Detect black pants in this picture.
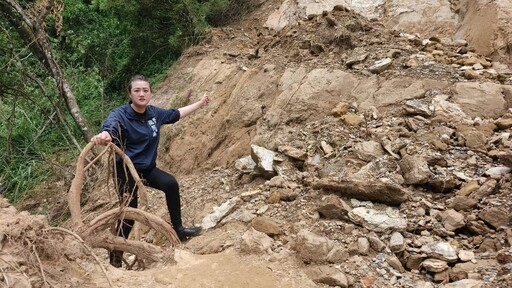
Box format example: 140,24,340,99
114,163,182,239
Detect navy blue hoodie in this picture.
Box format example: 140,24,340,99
101,103,180,170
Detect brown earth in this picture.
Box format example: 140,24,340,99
2,0,512,287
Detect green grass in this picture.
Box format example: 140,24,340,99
0,158,50,203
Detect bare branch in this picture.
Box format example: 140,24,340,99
24,72,81,151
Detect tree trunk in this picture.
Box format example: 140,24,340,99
0,0,94,143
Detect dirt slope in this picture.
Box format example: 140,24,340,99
3,0,512,287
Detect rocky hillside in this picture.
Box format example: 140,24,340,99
156,0,512,176
3,0,512,287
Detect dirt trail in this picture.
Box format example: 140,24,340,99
88,249,306,288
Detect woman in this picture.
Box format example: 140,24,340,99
91,75,209,267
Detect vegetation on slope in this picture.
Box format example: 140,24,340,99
0,0,259,203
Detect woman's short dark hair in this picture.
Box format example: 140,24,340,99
128,75,151,92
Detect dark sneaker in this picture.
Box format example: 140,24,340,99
175,226,202,241
109,250,123,268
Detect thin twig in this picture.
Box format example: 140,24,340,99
31,243,50,288
0,266,9,287
23,111,57,156
45,227,113,288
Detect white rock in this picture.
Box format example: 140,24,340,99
369,58,393,74
251,145,277,178
458,250,475,262
349,207,407,232
389,232,405,253
234,156,257,173
202,197,240,229
420,242,458,263
484,166,511,177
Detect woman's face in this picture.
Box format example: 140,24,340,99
129,80,152,109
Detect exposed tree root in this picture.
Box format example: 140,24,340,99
85,233,174,264
67,142,180,268
84,207,180,245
